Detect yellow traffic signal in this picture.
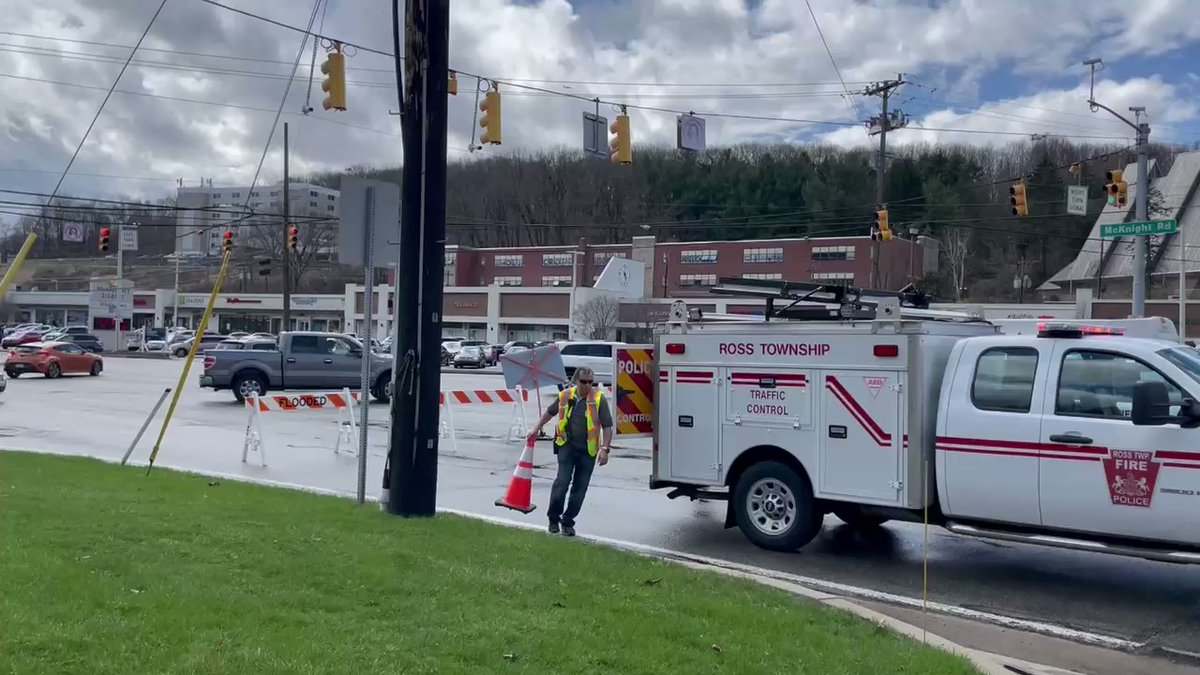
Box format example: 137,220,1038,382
288,226,299,252
1106,169,1128,208
479,87,501,145
609,113,632,165
448,71,458,96
1009,181,1029,217
874,208,892,241
320,45,346,112
222,230,233,254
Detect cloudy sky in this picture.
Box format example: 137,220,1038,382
2,0,1199,212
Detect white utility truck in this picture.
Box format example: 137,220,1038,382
650,278,1200,564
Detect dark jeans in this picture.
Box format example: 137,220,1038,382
547,445,596,528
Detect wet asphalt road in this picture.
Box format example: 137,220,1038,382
1,357,1197,661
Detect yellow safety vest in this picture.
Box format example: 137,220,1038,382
554,387,604,457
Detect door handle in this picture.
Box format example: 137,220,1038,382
323,358,333,364
286,358,296,363
1049,433,1093,445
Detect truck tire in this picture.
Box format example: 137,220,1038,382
831,505,889,529
733,461,822,552
373,372,392,403
232,372,267,403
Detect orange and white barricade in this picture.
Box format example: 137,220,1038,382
437,387,531,450
243,388,362,466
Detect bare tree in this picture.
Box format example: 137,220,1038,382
573,295,620,340
943,227,973,302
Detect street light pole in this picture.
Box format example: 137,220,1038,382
1084,58,1151,317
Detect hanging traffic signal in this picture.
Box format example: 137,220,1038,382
609,112,632,165
99,227,111,252
288,226,299,251
320,44,346,111
448,71,458,96
222,230,233,254
1105,169,1128,208
874,208,892,241
479,86,501,145
257,259,271,277
1010,181,1029,217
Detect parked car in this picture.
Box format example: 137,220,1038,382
173,333,227,357
1,328,50,349
486,344,504,364
557,340,625,386
453,345,487,369
58,333,104,354
5,341,103,378
199,331,393,403
0,369,6,394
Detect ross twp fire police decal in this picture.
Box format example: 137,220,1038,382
1102,449,1161,508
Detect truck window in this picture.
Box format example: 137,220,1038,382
971,347,1038,412
1056,350,1184,420
291,335,321,353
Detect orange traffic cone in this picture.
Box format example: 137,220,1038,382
495,438,537,513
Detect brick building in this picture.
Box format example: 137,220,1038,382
444,234,936,296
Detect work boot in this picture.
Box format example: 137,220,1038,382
548,521,560,535
562,524,576,537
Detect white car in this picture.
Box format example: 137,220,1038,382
557,340,626,387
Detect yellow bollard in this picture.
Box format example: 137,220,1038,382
0,233,39,299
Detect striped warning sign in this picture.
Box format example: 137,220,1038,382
613,346,654,437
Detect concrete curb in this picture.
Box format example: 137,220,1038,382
4,448,1083,675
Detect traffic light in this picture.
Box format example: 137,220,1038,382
874,208,892,241
609,113,632,165
99,227,111,252
288,226,299,252
320,44,346,111
222,230,233,255
257,259,271,277
1105,169,1128,208
479,86,501,145
1009,181,1029,217
448,71,458,96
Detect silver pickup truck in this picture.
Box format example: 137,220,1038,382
199,332,394,403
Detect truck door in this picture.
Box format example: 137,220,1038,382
819,371,903,503
665,368,721,483
1038,345,1200,544
937,344,1045,525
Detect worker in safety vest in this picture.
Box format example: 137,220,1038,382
527,366,613,536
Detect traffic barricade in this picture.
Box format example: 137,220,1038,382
243,388,361,466
437,386,531,451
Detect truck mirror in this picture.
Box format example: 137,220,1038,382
1131,381,1170,426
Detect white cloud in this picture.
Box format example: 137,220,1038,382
0,0,1196,210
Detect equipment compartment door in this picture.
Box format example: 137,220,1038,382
819,371,904,504
667,369,721,483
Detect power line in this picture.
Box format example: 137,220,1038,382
804,0,865,134
44,0,168,208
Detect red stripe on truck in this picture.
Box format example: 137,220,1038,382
825,376,892,447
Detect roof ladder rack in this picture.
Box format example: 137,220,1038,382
707,277,979,323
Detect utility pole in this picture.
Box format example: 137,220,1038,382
281,122,292,333
387,0,450,517
864,76,907,288
1084,57,1151,316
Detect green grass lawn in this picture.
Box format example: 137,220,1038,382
0,452,977,674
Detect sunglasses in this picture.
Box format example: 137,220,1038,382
577,379,594,384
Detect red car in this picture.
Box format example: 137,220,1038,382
5,341,104,378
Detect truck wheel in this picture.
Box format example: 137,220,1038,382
232,373,266,403
831,505,889,529
373,373,392,403
733,461,821,552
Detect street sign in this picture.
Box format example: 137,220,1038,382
62,223,84,243
119,224,138,251
1066,185,1088,216
1100,219,1178,239
611,346,654,437
582,112,607,159
338,177,401,268
88,278,135,318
